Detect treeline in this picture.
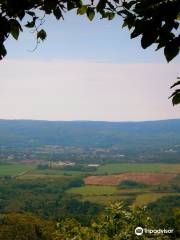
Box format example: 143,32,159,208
0,203,179,240
0,178,101,225
147,195,180,228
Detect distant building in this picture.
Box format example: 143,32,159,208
52,161,75,167
87,164,100,167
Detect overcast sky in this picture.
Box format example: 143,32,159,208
1,11,180,121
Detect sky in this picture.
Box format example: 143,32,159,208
1,11,180,121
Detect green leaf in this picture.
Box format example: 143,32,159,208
37,29,47,41
18,11,25,20
164,39,180,62
77,5,88,15
177,14,180,20
53,7,62,20
27,11,35,17
122,21,128,28
141,32,158,49
10,19,22,40
86,7,95,21
172,92,180,106
67,1,76,11
170,79,180,89
107,12,115,20
25,19,36,28
0,44,7,60
96,0,106,13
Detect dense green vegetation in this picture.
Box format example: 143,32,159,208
0,203,179,240
1,119,180,148
0,162,179,238
0,0,179,66
0,178,102,225
118,180,148,189
0,119,180,238
1,119,180,163
148,195,180,230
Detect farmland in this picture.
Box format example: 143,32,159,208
96,163,180,174
84,173,177,185
67,185,117,196
0,162,180,208
133,193,180,206
0,163,36,177
64,163,180,207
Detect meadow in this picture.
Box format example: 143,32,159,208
0,163,36,177
67,185,117,196
96,163,180,175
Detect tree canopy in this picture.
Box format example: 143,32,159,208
0,0,179,103
1,203,178,239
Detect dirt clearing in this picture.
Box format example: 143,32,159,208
84,173,176,186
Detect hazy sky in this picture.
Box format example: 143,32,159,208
1,11,180,121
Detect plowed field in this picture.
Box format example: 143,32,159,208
84,173,176,186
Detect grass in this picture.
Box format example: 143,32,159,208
96,163,161,174
159,164,180,173
133,192,180,207
32,168,83,175
24,163,180,177
96,163,180,175
17,173,75,180
0,163,36,177
80,195,129,205
67,185,117,196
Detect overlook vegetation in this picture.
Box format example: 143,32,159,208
0,120,180,238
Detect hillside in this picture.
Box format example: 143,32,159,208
0,119,180,149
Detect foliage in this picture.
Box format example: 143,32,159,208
52,202,172,239
118,180,148,189
0,1,179,106
0,178,102,224
147,195,180,225
0,202,178,239
0,0,179,62
169,77,180,106
0,213,55,240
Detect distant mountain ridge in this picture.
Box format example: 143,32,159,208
0,119,180,149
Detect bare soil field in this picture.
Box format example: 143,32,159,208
84,173,177,186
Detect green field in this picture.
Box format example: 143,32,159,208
27,163,180,179
67,185,117,196
0,164,36,177
96,163,180,175
32,168,83,175
0,162,179,209
96,163,160,174
133,193,180,207
80,195,129,205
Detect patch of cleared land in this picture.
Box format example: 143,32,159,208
84,173,176,186
67,185,117,196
